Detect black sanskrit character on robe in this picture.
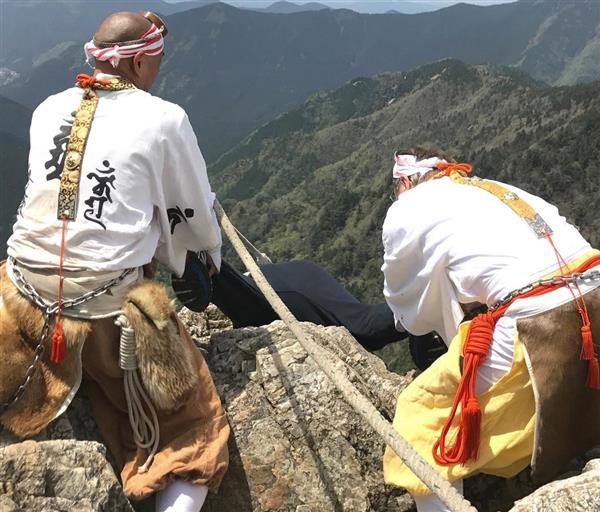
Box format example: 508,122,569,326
45,112,75,181
167,206,195,234
83,160,116,230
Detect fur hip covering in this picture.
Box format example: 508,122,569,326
0,261,198,436
517,287,600,484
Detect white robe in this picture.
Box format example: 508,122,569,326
8,75,221,277
382,177,597,383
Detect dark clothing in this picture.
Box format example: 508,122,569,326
212,260,405,350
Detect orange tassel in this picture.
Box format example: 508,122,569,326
50,320,65,363
581,324,594,360
461,398,482,462
586,358,600,390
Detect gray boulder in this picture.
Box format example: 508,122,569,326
0,440,133,512
508,458,600,512
197,319,415,512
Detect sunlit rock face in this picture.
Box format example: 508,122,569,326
0,308,598,511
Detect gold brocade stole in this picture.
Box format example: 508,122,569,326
441,171,553,239
57,77,137,220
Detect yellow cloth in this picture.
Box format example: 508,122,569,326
383,249,600,496
383,322,535,495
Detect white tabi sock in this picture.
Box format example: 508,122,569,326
412,479,463,512
155,480,209,512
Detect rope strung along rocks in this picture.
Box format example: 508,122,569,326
214,200,477,512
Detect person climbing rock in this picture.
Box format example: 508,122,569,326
381,147,600,511
1,11,228,512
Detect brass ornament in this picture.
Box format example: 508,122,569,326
56,77,137,219
447,172,553,238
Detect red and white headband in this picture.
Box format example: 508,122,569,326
84,23,164,68
392,154,446,178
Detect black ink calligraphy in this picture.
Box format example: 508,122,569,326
83,160,116,230
167,206,194,234
45,112,75,181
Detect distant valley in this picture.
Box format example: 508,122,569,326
1,0,600,162
211,60,600,301
1,0,600,267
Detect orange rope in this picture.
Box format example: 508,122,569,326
545,233,599,387
435,162,473,176
433,253,600,466
50,214,68,363
75,73,111,89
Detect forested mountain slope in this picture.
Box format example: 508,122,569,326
1,0,599,161
211,60,600,301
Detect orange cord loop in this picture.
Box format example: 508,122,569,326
76,73,111,89
434,250,600,466
435,162,473,176
50,214,68,363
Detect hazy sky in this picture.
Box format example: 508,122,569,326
218,0,516,14
164,0,517,14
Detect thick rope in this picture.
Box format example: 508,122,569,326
116,314,160,474
214,200,477,512
232,225,272,264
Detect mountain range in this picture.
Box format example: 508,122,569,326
210,59,600,301
2,0,600,264
0,0,217,73
1,0,600,163
236,0,510,14
252,1,330,13
0,97,32,257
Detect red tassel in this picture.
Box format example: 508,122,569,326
461,398,482,462
51,214,69,364
580,324,594,360
586,358,600,390
50,320,65,363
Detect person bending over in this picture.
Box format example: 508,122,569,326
381,147,600,511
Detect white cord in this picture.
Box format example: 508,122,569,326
116,314,161,474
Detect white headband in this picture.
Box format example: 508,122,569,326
392,154,446,178
84,23,164,68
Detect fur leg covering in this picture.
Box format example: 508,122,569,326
0,262,90,437
122,280,197,412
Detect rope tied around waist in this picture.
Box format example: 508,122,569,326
434,252,600,466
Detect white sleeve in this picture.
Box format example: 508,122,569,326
381,201,463,344
160,107,222,274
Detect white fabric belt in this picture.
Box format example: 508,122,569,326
6,258,143,319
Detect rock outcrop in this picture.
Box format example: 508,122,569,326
1,307,599,511
509,458,600,512
0,440,133,512
194,317,415,512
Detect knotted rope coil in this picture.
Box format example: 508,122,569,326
116,314,160,474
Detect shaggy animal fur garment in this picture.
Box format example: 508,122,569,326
122,280,197,411
0,263,90,437
0,262,196,435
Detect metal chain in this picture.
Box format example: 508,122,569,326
0,317,51,417
0,264,136,417
489,269,600,312
10,263,136,314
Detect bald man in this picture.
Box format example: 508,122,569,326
1,12,228,512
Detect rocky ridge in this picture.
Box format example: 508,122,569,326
0,306,598,511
